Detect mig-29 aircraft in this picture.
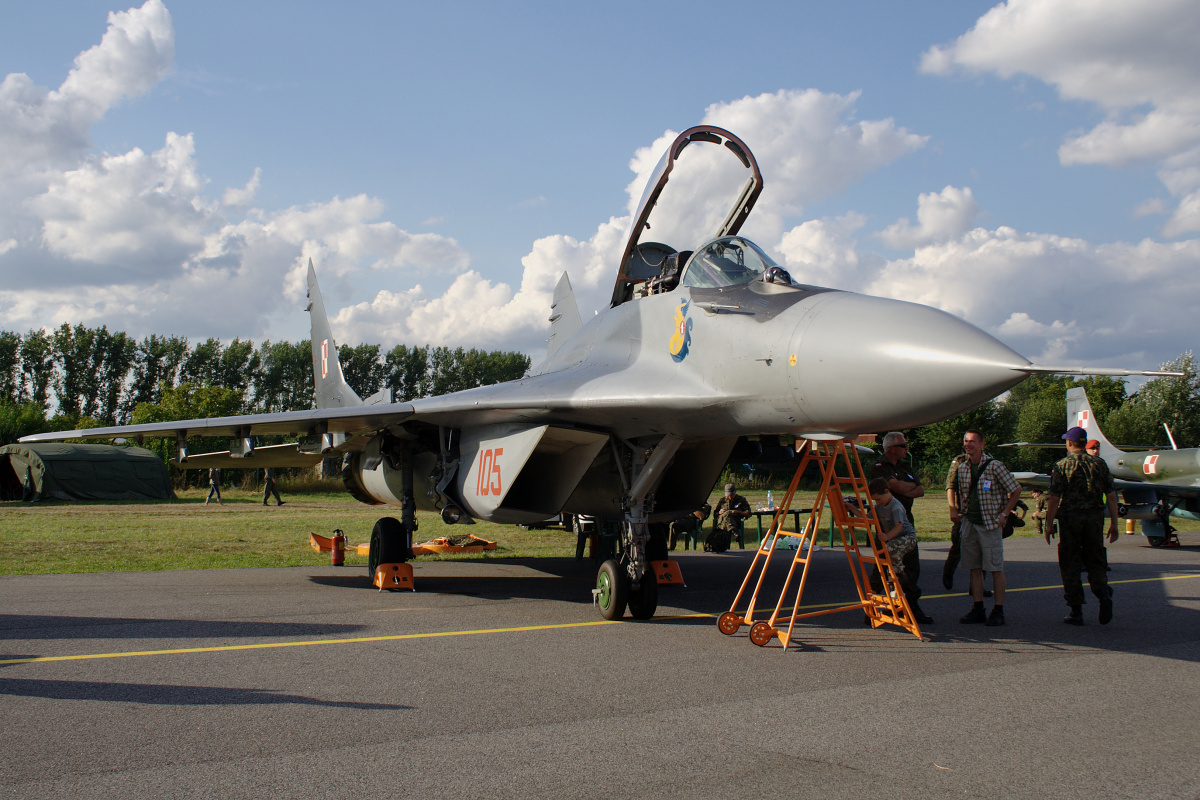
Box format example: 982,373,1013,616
20,125,1173,620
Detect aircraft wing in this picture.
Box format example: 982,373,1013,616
1114,478,1200,499
19,404,417,443
18,365,724,449
1012,471,1200,500
1012,471,1051,489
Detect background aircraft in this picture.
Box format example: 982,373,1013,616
1010,386,1200,545
1068,387,1199,546
19,126,1172,619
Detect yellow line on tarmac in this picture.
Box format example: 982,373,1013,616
3,573,1198,667
0,620,622,666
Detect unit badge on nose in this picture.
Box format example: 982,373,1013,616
669,299,693,362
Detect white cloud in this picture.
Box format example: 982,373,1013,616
776,213,871,289
0,3,469,343
222,168,261,207
922,0,1200,236
0,0,172,186
868,225,1200,366
326,89,927,353
618,90,928,251
32,132,212,272
878,186,979,249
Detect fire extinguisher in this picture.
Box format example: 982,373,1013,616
331,528,345,566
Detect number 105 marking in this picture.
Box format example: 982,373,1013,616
475,447,503,496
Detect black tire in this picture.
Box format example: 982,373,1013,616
1147,536,1166,547
627,570,659,620
368,517,409,577
596,559,627,620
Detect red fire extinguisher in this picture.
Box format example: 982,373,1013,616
331,528,345,566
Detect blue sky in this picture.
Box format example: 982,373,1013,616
1,1,1197,375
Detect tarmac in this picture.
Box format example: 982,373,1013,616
3,533,1200,799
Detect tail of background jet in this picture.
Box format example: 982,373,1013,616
307,259,363,409
1066,387,1119,460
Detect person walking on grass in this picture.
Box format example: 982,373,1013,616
205,468,222,506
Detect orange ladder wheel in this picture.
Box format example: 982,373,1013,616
717,612,743,635
749,621,775,647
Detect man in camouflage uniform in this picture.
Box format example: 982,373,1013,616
941,452,967,590
711,483,751,550
1029,488,1051,538
1044,426,1118,626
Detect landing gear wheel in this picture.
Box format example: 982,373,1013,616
717,612,742,636
627,571,659,620
368,517,407,576
596,559,628,620
1147,535,1166,547
749,621,775,647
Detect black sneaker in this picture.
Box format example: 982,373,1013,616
985,606,1005,626
1099,590,1113,625
982,589,993,598
959,606,986,624
1064,606,1084,626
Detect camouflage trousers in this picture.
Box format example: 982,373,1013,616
1057,508,1110,606
873,535,919,600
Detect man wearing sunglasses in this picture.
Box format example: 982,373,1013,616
870,432,931,623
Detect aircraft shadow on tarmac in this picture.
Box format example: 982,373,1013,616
0,677,413,709
716,543,1200,659
306,547,1200,660
0,615,369,642
307,554,749,609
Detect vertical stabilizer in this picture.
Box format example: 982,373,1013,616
547,272,582,358
1066,387,1117,460
307,260,363,409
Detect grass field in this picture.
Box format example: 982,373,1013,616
1,485,1194,576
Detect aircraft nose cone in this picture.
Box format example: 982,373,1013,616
789,292,1029,434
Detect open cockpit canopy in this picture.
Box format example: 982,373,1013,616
610,126,763,307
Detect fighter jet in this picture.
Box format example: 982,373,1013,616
19,125,1173,619
1016,387,1200,546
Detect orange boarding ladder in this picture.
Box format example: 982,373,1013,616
717,445,820,635
723,439,923,649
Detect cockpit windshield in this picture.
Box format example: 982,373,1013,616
682,236,779,289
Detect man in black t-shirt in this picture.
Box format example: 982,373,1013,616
870,432,926,606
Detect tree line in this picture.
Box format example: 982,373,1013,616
0,325,531,445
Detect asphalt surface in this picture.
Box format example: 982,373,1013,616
3,533,1200,800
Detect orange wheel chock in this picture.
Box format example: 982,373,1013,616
373,563,414,592
717,611,743,636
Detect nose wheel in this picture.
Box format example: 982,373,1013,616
595,559,628,620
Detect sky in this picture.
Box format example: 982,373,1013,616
1,0,1198,377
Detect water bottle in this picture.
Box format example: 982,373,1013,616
767,490,774,510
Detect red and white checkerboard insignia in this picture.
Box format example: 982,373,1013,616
1144,454,1159,475
1076,410,1090,429
321,339,329,379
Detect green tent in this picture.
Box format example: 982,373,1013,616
0,443,175,502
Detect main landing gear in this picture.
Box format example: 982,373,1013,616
593,435,681,621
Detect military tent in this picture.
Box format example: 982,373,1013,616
0,443,175,502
